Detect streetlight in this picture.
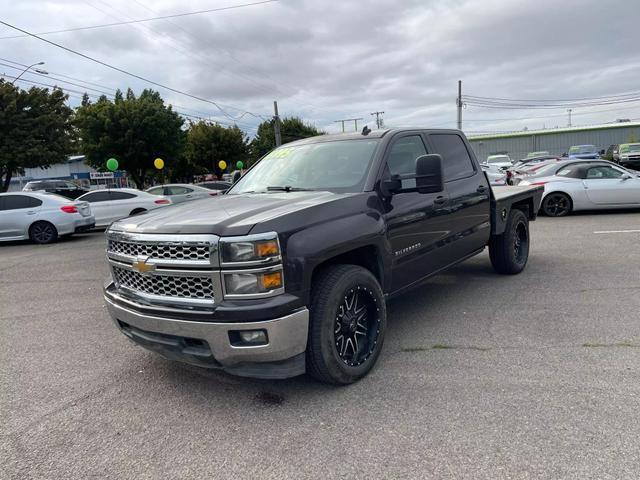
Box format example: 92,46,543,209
11,61,47,85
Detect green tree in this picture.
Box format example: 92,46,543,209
0,80,74,192
75,88,184,187
249,117,324,161
185,121,248,178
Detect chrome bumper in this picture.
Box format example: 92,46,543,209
104,286,309,369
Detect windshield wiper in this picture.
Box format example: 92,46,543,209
266,186,313,192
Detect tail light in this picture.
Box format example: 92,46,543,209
60,205,78,213
154,199,170,205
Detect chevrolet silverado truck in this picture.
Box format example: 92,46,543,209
103,128,543,384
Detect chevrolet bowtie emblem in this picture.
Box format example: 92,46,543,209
131,256,155,275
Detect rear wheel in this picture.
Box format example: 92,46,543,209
542,193,572,217
307,265,386,385
489,209,529,275
29,221,58,244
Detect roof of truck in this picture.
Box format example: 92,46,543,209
286,128,463,146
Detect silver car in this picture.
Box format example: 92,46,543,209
483,154,513,170
146,184,215,204
519,160,640,217
0,192,94,244
481,164,507,186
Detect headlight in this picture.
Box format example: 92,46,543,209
223,267,284,297
220,233,281,265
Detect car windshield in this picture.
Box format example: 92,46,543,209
569,145,596,154
619,143,640,153
229,139,380,194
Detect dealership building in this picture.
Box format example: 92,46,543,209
467,121,640,162
8,155,129,191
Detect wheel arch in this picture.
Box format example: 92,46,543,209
310,245,385,292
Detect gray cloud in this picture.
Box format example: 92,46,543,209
1,0,640,135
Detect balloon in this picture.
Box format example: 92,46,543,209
218,160,227,170
106,158,118,171
154,158,164,170
236,161,244,169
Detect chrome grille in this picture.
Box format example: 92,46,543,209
108,239,210,261
112,266,214,300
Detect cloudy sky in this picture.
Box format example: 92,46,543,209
2,0,640,137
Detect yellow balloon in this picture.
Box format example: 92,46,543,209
154,158,164,170
218,160,227,170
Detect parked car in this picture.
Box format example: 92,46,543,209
23,180,89,200
76,188,171,228
526,151,550,158
195,181,232,194
511,155,562,169
103,128,543,384
507,158,562,185
481,163,507,185
146,184,216,204
568,145,600,159
0,192,94,244
484,154,513,169
617,143,640,170
519,160,640,216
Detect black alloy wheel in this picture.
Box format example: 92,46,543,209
513,219,529,265
542,193,572,217
29,221,58,244
334,286,380,367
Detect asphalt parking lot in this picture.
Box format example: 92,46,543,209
2,211,640,479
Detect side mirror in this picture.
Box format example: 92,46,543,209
415,154,444,194
621,173,632,180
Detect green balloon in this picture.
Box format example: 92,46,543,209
236,161,244,169
106,158,119,171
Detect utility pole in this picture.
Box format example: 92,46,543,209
456,80,463,130
273,100,282,147
370,111,385,129
567,108,572,128
334,118,364,132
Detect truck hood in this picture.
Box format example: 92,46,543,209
109,191,356,236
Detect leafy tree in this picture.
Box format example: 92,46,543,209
185,121,248,178
0,80,74,192
250,117,324,161
75,88,184,187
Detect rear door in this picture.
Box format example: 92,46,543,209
0,195,43,238
108,191,139,220
79,191,112,225
381,133,450,292
583,165,640,204
425,132,491,265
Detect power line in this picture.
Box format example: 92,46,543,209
0,0,279,40
0,20,270,122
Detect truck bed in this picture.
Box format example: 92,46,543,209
490,185,544,235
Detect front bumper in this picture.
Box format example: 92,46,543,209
104,284,309,379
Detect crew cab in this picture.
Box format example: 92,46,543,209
103,129,543,384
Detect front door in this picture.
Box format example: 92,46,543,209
0,195,42,238
380,134,450,292
583,165,640,205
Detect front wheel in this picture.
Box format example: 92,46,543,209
307,265,387,385
489,209,530,275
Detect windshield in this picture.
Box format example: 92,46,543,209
619,143,640,154
569,145,596,154
229,139,380,194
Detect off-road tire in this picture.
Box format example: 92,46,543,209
307,264,386,385
489,209,529,275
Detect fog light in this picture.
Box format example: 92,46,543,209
229,329,268,346
240,330,267,344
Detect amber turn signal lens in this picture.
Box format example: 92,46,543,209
256,240,279,257
260,271,283,290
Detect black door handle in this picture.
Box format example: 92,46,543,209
434,195,448,205
477,185,488,193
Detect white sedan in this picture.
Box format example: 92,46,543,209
146,184,215,204
0,192,95,244
520,160,640,217
76,188,171,228
481,164,507,186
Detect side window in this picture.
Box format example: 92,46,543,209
556,165,583,178
147,187,163,195
28,197,43,207
386,135,427,189
110,191,136,200
586,166,624,179
83,191,111,202
168,186,190,195
428,134,476,182
2,195,34,210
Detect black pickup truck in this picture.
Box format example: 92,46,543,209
103,128,543,384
